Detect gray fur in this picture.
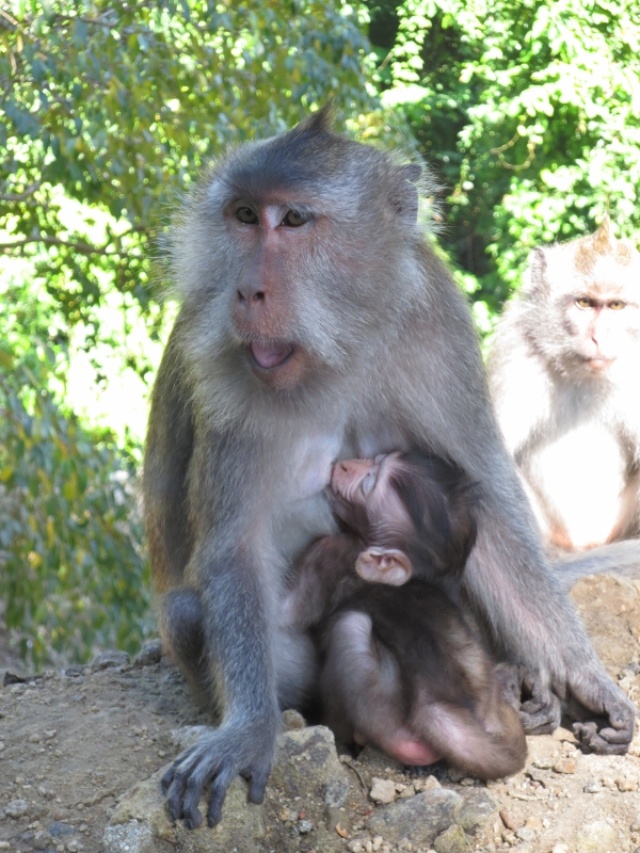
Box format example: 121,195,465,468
144,116,635,829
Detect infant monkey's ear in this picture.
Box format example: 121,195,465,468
355,547,413,587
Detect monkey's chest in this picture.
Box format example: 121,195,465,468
526,420,634,547
274,430,343,562
273,418,408,563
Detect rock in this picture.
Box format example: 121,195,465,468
500,808,522,831
91,650,130,671
133,640,163,667
366,788,463,846
281,708,306,730
553,757,577,774
5,799,29,818
270,725,350,809
414,774,441,792
105,725,351,853
433,823,468,853
102,819,158,853
572,820,619,853
369,777,399,804
104,768,266,853
456,789,497,832
516,826,536,841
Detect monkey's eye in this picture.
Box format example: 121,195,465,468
575,296,593,309
360,471,377,497
608,299,626,310
282,209,309,227
235,206,259,225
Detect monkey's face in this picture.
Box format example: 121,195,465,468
528,240,640,379
561,290,638,374
222,199,322,391
171,113,426,394
329,453,410,546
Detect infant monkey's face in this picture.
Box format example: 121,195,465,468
328,453,410,546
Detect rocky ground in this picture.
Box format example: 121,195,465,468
1,574,639,853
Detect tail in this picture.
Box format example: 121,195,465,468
553,539,640,590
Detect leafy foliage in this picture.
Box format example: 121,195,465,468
0,281,152,668
370,0,640,320
1,0,373,323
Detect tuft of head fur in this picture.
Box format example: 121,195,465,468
386,451,479,582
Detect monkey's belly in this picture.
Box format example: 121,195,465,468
527,423,630,549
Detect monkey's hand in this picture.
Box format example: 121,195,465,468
568,680,636,755
517,667,562,734
161,718,277,829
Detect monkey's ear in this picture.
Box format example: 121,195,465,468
391,164,421,224
526,247,549,296
355,547,413,586
401,164,422,183
593,214,615,256
295,104,334,136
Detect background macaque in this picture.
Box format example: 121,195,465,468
283,451,527,780
144,109,634,829
488,219,640,575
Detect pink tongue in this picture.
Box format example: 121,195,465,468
251,342,293,369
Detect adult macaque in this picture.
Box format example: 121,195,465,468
143,109,634,829
488,219,640,576
283,451,527,780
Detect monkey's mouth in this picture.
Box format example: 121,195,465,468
249,341,296,370
585,356,614,372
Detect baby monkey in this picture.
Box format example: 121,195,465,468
284,451,527,780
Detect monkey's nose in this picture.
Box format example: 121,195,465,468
237,287,265,306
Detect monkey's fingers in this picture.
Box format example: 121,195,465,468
162,741,222,829
573,720,634,755
566,678,635,753
206,766,235,827
247,765,271,805
160,763,176,795
520,705,562,735
166,765,203,829
161,724,277,829
518,676,562,734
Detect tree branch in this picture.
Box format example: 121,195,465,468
1,235,116,256
0,180,42,202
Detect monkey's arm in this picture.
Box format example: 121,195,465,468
283,534,362,630
143,324,194,591
160,535,279,829
487,315,550,460
159,452,280,828
144,338,279,829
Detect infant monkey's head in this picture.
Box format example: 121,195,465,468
328,451,478,588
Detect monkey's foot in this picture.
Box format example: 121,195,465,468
571,694,636,755
161,722,275,829
517,669,562,734
573,720,633,755
566,672,636,754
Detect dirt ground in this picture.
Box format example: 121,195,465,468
1,574,639,853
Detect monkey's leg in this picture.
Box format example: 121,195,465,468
158,588,211,707
320,611,442,766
